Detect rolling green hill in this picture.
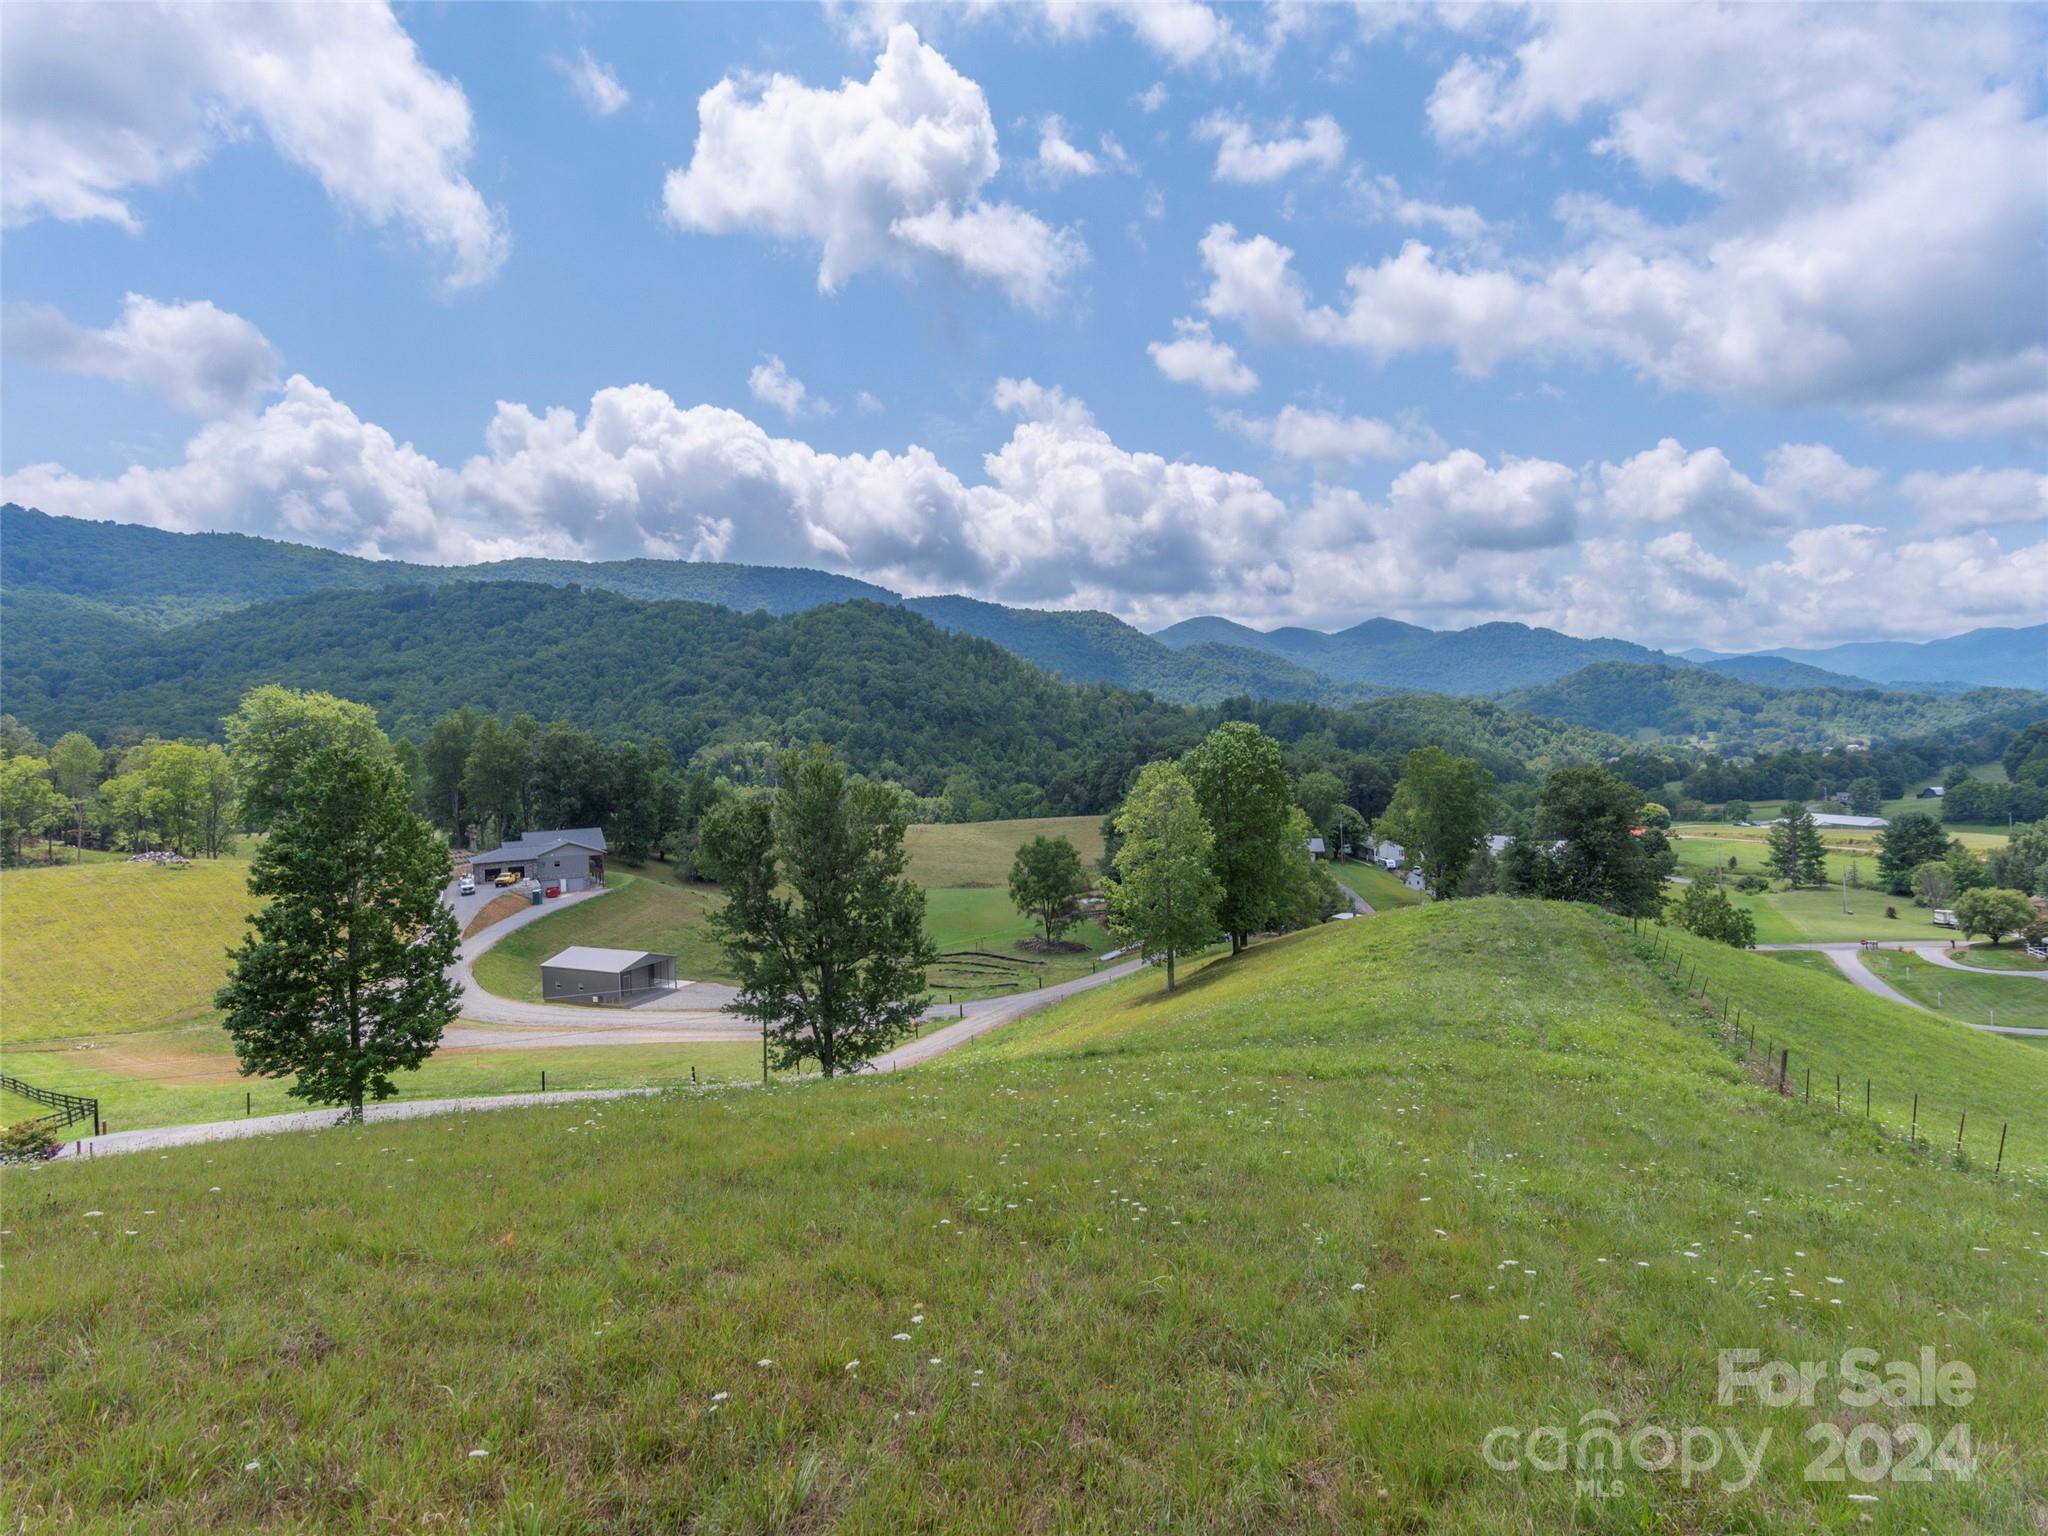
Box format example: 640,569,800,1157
7,901,2043,1531
1503,661,2047,749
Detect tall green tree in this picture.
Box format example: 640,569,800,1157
1293,769,1346,846
1765,806,1827,887
49,731,102,862
1876,811,1950,895
1184,722,1295,953
0,755,60,864
702,744,936,1078
224,684,389,832
463,714,537,845
217,740,461,1120
1008,834,1089,945
1108,760,1221,991
1375,746,1495,898
1525,764,1668,917
423,705,482,840
1666,881,1757,948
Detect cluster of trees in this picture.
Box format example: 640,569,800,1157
1874,810,2048,908
1103,722,1343,988
418,706,713,865
1498,765,1677,917
0,716,234,863
1937,774,2048,827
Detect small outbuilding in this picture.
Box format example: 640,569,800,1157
540,946,677,1005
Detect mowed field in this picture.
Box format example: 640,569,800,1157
3,818,1114,1131
474,816,1115,1003
1860,950,2048,1033
1668,822,2013,944
6,900,2045,1532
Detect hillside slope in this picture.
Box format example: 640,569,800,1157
1503,660,2047,748
7,901,2042,1532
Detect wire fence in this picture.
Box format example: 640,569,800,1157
1638,931,2026,1179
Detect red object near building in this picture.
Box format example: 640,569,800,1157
544,884,562,898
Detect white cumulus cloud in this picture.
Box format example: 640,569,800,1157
1221,406,1440,470
662,25,1083,311
1195,112,1345,183
2,294,280,416
0,2,509,289
1147,319,1259,396
747,355,829,419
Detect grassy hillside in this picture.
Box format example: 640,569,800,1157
6,901,2042,1532
0,855,258,1044
1860,951,2048,1032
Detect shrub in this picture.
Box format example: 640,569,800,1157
0,1119,59,1164
1885,905,1898,920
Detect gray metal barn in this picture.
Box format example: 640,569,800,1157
470,828,607,891
539,946,677,1005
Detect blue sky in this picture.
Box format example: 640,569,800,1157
2,2,2043,650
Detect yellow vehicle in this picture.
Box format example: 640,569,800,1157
493,869,522,888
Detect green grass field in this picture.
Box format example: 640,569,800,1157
475,817,1114,1004
3,1027,764,1134
1665,830,1983,944
1947,945,2048,973
1335,859,1425,908
0,854,258,1045
1859,951,2048,1033
6,899,2043,1532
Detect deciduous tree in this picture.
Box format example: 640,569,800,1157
217,739,461,1120
225,685,389,832
1109,760,1221,992
1008,834,1089,945
1375,746,1495,898
1951,887,2034,946
703,744,936,1077
1184,722,1298,951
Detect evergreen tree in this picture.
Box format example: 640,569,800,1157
217,741,461,1120
703,744,936,1077
1109,760,1221,991
1876,811,1950,895
1008,834,1089,945
1794,810,1829,887
1184,722,1296,952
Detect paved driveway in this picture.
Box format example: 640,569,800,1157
1755,942,2048,1035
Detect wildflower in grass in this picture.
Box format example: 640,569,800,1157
711,1392,728,1403
893,1332,912,1341
756,1359,773,1368
469,1449,489,1459
845,1359,859,1370
243,1461,260,1473
83,1210,103,1218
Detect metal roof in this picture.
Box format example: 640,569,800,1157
471,827,608,863
540,946,674,973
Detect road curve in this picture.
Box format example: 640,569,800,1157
1754,941,2048,1035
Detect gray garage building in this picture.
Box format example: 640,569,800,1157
471,827,607,891
540,946,677,1005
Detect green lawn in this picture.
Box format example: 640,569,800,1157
476,819,1118,1005
3,1026,765,1136
1860,950,2048,1033
1947,945,2048,973
471,870,733,999
1334,859,1425,908
7,899,2043,1532
0,854,258,1045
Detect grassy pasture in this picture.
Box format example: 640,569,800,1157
475,817,1115,1003
0,855,257,1045
1860,951,2048,1034
5,900,2044,1533
1948,946,2048,973
3,1027,763,1134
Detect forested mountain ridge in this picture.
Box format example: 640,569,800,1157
1687,625,2048,690
1502,661,2048,749
1151,611,1686,693
0,580,1632,814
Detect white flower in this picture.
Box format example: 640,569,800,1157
893,1332,912,1341
845,1359,860,1370
710,1391,728,1403
756,1358,773,1368
468,1448,489,1459
243,1460,260,1473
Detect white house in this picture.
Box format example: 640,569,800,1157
1373,839,1405,870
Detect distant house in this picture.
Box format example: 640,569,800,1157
1485,834,1513,857
540,946,675,1004
471,827,608,891
1917,785,1946,798
1807,813,1889,830
1373,839,1405,870
1305,836,1326,861
1829,791,1852,805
